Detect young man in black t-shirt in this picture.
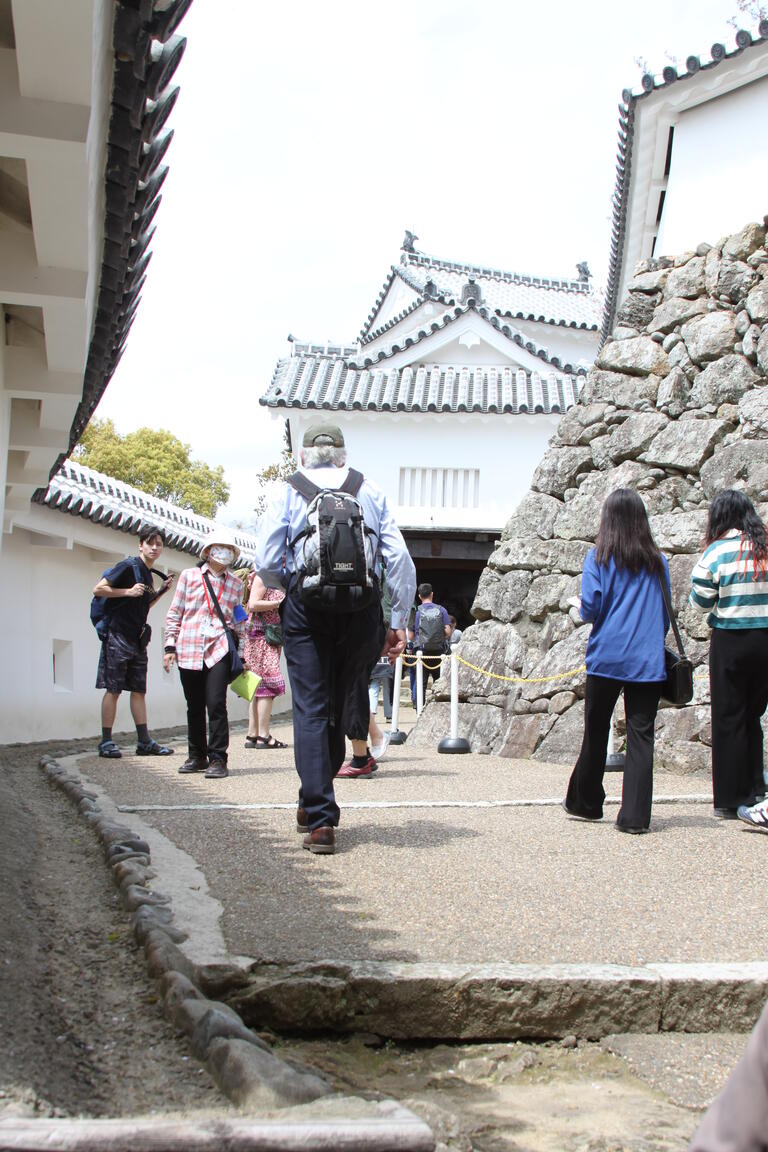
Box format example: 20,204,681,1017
93,523,175,758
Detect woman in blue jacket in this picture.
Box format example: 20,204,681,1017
564,488,670,834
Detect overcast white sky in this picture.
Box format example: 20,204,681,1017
94,0,755,524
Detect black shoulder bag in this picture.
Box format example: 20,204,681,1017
202,572,244,683
658,574,693,707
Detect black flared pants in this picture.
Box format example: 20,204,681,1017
709,627,768,809
566,674,662,830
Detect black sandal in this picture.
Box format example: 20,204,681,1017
259,734,287,749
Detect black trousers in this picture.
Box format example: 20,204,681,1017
566,675,662,830
415,651,443,709
282,587,385,831
709,627,768,809
179,657,230,763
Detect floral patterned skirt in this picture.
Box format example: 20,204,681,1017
243,626,285,698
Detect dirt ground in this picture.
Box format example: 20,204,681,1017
0,736,745,1147
0,739,231,1121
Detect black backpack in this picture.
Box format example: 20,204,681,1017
90,557,146,641
418,602,447,654
288,469,379,613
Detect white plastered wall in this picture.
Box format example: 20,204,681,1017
0,511,291,744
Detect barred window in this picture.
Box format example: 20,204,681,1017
398,467,479,509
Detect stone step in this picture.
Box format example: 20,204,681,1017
226,959,768,1040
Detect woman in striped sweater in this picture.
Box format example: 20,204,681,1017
689,490,768,826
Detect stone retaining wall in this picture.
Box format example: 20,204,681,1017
412,219,768,769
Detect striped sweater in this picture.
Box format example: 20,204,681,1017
689,529,768,629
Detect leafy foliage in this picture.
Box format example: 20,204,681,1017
252,448,295,520
73,419,230,517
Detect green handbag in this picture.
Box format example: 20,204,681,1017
264,622,283,648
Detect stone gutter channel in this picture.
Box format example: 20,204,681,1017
9,753,766,1149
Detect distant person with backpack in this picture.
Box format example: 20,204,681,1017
408,583,451,708
252,423,416,855
92,523,175,759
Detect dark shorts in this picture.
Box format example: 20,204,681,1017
96,629,148,694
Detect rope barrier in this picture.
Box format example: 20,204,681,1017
454,654,586,684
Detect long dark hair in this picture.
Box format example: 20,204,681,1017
595,488,665,575
704,489,767,577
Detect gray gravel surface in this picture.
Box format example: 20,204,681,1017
74,719,765,967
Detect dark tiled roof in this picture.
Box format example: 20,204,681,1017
353,299,588,376
260,351,581,415
360,248,602,343
38,0,192,489
601,21,768,344
36,461,259,563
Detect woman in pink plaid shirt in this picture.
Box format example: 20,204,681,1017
163,527,244,779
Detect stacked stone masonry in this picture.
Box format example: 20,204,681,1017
412,219,768,771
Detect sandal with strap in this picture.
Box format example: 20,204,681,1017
98,739,122,759
258,734,287,749
136,739,173,756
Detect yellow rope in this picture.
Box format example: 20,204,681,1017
454,654,587,684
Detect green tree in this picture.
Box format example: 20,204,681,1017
252,447,295,521
73,419,230,517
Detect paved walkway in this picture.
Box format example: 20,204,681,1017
68,713,767,972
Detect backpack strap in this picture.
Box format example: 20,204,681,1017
288,472,320,502
339,468,364,497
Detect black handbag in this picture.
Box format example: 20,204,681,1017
203,572,244,683
658,575,693,707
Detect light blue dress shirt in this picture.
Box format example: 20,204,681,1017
252,465,416,630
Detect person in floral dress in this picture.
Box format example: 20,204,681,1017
243,572,287,748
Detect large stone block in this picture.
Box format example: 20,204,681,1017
688,353,759,408
577,460,651,501
650,296,708,333
627,268,669,292
745,279,768,324
490,537,590,576
717,257,758,302
232,961,663,1041
722,221,766,262
581,368,661,408
524,574,575,621
739,384,768,438
555,403,609,446
662,257,706,300
521,630,589,701
472,569,533,624
700,440,768,500
642,476,697,516
649,510,709,553
450,620,526,701
651,963,768,1032
681,312,737,364
497,713,554,758
553,494,602,541
757,329,768,373
533,700,585,765
616,290,660,330
531,446,593,497
595,336,670,378
642,417,730,473
605,412,670,463
501,491,562,541
206,1037,331,1109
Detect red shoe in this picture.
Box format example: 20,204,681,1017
336,756,377,778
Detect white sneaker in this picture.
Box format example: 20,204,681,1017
737,798,768,833
369,730,391,762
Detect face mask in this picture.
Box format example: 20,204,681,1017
209,546,234,566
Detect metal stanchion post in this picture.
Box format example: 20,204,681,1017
388,655,407,745
438,645,470,753
415,650,424,716
605,706,625,771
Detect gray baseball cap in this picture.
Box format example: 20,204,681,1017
302,423,345,448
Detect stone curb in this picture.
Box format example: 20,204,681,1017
37,756,433,1146
228,959,768,1041
0,1099,435,1150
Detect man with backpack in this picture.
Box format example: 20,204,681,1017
252,423,416,855
92,523,175,758
408,583,451,709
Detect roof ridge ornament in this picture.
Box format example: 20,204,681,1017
402,230,418,253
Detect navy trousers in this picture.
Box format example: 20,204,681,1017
282,587,384,830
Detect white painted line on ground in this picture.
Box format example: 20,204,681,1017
118,794,713,814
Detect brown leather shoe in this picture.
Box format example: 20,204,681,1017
302,826,335,854
296,807,308,833
179,757,207,774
